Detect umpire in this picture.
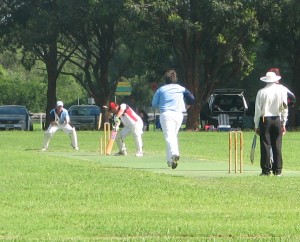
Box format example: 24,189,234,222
254,72,288,176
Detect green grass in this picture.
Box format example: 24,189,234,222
1,129,300,241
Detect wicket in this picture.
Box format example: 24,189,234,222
228,131,243,173
100,122,111,155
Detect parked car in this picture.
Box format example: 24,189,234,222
68,105,101,130
0,105,33,131
201,89,249,128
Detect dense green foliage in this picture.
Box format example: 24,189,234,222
0,0,300,128
0,55,88,111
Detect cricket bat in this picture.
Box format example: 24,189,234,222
98,113,102,130
105,129,118,155
250,134,257,164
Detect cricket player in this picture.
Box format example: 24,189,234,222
151,69,195,169
41,101,78,151
108,102,144,157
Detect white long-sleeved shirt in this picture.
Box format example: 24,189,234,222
254,83,288,128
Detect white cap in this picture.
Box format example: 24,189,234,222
56,101,63,107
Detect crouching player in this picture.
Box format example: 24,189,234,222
41,101,78,151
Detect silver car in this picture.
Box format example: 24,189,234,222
68,105,101,130
0,105,33,131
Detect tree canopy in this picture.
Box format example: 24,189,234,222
1,0,300,129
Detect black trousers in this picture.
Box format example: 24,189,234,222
259,116,283,175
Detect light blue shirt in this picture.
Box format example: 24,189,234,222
50,108,70,125
152,84,191,113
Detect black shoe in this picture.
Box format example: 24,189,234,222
171,162,178,169
273,171,282,176
259,172,271,176
171,155,180,169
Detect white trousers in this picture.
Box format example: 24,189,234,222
160,111,183,163
43,123,78,149
116,121,143,153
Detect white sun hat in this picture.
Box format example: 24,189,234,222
260,72,281,83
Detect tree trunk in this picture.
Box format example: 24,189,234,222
291,54,300,128
181,33,201,130
44,42,59,129
185,65,201,130
93,62,112,129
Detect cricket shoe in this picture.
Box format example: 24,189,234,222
41,147,47,151
135,151,143,157
71,144,79,150
114,151,127,156
259,172,270,176
167,161,172,167
274,172,282,177
171,155,180,169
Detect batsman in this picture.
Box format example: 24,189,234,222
108,102,144,157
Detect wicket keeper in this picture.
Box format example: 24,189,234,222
41,101,78,151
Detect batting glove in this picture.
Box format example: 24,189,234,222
114,116,121,126
113,125,120,132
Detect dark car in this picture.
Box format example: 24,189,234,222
68,105,101,130
0,105,33,131
202,89,249,128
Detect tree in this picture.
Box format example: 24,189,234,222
0,51,87,111
126,0,260,129
256,0,300,128
0,0,78,127
60,0,127,111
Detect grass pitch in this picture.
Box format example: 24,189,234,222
1,129,300,241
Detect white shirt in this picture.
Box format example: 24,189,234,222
119,103,142,127
254,83,288,128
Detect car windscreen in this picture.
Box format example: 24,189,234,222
213,95,244,111
0,107,27,115
69,107,100,116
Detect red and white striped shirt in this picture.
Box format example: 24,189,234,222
119,103,142,127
